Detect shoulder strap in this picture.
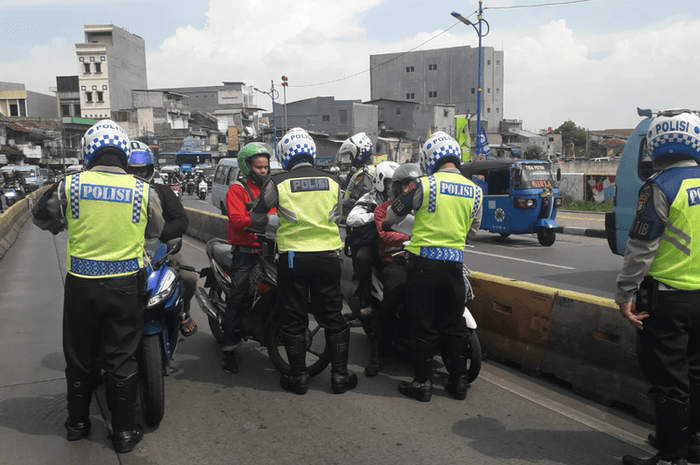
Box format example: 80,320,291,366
234,179,257,202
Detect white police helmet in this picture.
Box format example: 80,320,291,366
339,132,373,166
419,131,462,175
277,127,316,170
372,161,399,193
647,110,700,163
81,119,131,169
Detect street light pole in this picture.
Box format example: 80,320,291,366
254,81,280,160
451,2,490,157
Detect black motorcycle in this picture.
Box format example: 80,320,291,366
195,215,331,376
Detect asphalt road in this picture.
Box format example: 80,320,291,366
0,220,656,465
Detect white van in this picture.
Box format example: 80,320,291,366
211,158,282,216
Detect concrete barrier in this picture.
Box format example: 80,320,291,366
0,188,46,260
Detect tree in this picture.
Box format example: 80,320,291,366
525,144,546,160
554,121,587,156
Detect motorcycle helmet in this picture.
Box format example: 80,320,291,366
372,161,399,194
647,109,700,164
127,140,155,182
420,131,462,175
339,132,373,167
391,163,422,199
238,142,272,185
81,119,131,169
278,128,316,170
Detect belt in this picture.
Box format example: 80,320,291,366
232,245,261,255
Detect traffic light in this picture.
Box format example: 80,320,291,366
281,76,288,87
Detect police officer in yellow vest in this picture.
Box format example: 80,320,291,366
383,131,482,402
251,128,358,395
617,110,700,465
32,120,163,453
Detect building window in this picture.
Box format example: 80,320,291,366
487,107,491,113
339,109,347,125
496,88,500,94
83,63,91,74
322,115,330,122
406,93,415,99
90,56,95,62
97,92,104,102
102,85,108,90
79,57,84,62
61,104,70,116
496,108,500,113
92,85,97,90
86,92,93,102
428,64,437,71
497,60,500,65
406,66,415,73
487,88,491,93
100,56,106,61
81,86,86,91
428,91,438,98
471,88,476,94
487,59,491,65
94,63,101,73
396,108,401,115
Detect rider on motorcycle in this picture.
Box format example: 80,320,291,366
340,133,375,224
346,161,399,326
126,141,198,337
222,142,274,374
362,163,423,377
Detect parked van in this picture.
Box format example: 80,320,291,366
211,157,283,216
4,165,47,192
605,108,658,256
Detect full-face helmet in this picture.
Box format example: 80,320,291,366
647,110,700,164
277,128,316,170
391,163,422,199
126,141,155,181
81,119,131,169
373,161,399,194
420,131,462,175
339,132,373,167
238,142,272,185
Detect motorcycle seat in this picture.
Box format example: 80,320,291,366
212,242,233,267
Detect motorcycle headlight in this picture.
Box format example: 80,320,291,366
514,197,537,208
554,197,563,207
147,268,178,308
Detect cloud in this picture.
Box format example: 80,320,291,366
0,37,76,93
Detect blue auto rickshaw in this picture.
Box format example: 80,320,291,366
461,159,563,246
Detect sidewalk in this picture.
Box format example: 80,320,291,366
556,210,607,238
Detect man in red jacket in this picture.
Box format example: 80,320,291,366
222,142,274,373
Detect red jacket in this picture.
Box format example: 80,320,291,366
374,199,410,262
226,179,276,246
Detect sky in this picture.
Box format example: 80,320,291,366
1,0,699,132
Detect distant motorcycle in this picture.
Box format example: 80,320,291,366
169,181,182,200
185,179,195,196
195,215,331,376
198,179,208,200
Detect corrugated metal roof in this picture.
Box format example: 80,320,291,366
6,123,30,133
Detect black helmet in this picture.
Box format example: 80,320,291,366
391,163,422,199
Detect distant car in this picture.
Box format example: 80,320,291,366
152,171,165,185
590,157,613,162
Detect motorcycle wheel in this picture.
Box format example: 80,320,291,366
139,334,165,426
6,198,14,206
537,227,556,247
467,330,482,383
207,286,226,344
266,316,331,378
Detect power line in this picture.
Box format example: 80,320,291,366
486,0,594,10
289,21,465,89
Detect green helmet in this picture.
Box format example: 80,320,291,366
237,142,272,185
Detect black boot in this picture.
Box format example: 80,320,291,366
624,395,689,465
444,334,470,400
65,369,92,441
359,313,380,377
105,372,143,454
328,327,358,394
398,337,433,402
279,331,309,395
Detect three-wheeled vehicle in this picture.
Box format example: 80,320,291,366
461,159,563,246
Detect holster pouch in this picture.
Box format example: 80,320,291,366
636,276,659,313
137,267,149,300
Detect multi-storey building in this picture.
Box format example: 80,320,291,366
0,82,57,118
370,45,504,131
75,24,147,119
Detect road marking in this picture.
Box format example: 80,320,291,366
480,369,654,453
184,236,207,252
464,249,576,270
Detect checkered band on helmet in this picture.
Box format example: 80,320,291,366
647,111,700,163
340,133,373,166
81,119,131,168
277,128,316,170
420,131,462,175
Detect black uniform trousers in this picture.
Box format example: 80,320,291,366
637,290,700,402
63,273,143,380
404,256,468,344
277,251,347,336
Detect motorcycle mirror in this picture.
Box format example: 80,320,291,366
166,237,182,256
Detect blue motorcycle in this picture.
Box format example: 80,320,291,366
139,237,192,426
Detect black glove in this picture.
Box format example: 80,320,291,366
246,201,255,211
382,220,393,232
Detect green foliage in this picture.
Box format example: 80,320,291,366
559,198,613,212
524,144,545,160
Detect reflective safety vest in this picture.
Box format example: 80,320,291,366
65,171,150,278
274,172,343,253
407,171,481,263
649,170,700,290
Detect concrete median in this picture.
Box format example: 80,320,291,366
0,188,45,260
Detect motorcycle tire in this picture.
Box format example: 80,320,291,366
467,330,482,383
537,227,556,247
265,316,331,378
139,334,165,427
207,286,226,344
6,198,14,207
